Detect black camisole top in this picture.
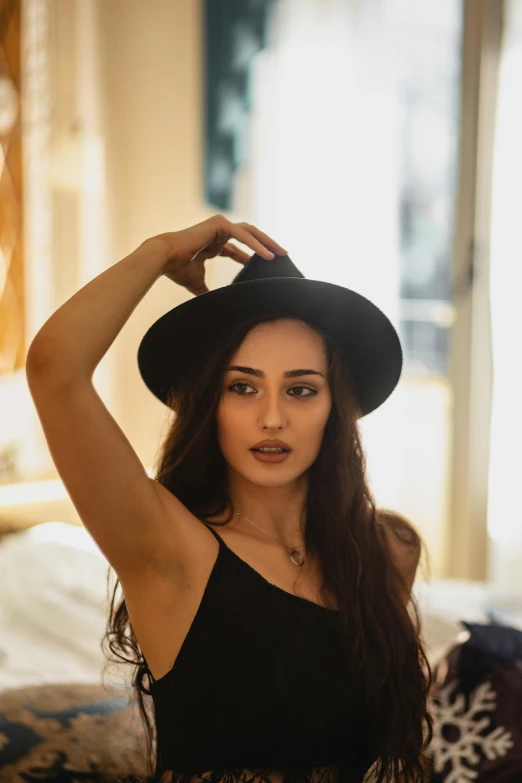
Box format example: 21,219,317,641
136,521,377,783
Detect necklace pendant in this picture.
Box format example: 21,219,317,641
290,550,305,566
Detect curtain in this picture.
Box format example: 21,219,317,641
204,0,275,211
487,0,522,591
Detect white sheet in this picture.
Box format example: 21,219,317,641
0,522,130,691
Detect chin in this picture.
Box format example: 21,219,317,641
249,475,298,489
235,462,309,488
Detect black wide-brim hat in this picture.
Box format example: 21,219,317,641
137,253,403,418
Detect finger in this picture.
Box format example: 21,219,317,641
228,223,277,260
237,222,288,256
220,242,251,265
188,283,210,296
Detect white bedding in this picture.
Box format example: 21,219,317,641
1,521,521,692
0,522,130,691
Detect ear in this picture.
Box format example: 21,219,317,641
377,513,421,605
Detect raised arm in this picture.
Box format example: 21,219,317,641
26,216,286,580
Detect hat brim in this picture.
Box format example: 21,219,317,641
137,277,403,417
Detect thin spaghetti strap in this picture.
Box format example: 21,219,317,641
200,519,226,547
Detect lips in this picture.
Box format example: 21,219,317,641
250,446,290,451
251,439,291,451
251,448,291,463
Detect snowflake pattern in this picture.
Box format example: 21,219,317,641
429,678,514,782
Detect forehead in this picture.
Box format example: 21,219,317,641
232,319,327,364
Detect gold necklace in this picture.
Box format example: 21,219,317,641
235,509,305,566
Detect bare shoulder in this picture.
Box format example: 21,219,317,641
377,511,421,601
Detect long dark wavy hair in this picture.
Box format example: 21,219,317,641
102,311,435,782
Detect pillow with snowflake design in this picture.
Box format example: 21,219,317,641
427,621,522,782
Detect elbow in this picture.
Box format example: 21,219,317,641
26,337,83,388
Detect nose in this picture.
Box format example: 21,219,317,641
258,388,287,430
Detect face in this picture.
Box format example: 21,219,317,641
216,319,332,488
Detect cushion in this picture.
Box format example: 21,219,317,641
427,620,522,782
0,681,150,782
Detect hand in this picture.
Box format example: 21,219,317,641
150,214,288,296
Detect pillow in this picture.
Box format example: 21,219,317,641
427,620,522,782
0,681,150,782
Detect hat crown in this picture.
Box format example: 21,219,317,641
232,253,305,284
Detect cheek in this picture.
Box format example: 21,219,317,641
320,394,333,428
295,405,331,451
306,417,329,447
310,406,332,450
216,400,243,448
307,395,331,427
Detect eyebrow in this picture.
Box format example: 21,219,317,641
225,365,325,379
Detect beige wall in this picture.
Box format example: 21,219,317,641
95,0,209,468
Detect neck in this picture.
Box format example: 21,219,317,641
228,471,308,545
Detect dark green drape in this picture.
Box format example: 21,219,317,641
204,0,275,210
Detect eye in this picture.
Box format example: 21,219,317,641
227,382,317,398
228,382,256,395
289,386,316,397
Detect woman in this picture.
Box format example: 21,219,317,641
26,215,434,783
